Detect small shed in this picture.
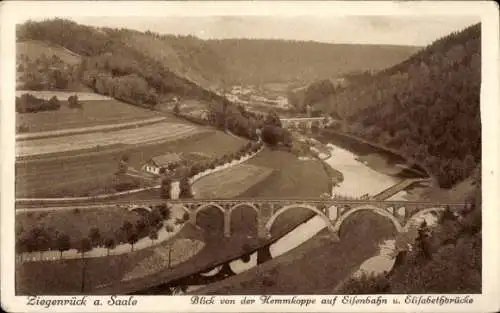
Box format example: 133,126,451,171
143,153,181,175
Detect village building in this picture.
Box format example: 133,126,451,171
143,153,181,175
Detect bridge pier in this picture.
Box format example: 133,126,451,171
257,204,273,240
189,211,197,226
257,245,272,265
224,211,231,238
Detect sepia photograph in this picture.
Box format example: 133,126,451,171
1,1,499,312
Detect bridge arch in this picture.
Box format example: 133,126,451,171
403,207,445,232
265,204,335,233
128,206,152,214
229,202,259,215
332,205,404,235
193,202,226,217
229,202,259,237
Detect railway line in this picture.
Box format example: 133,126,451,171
15,197,467,211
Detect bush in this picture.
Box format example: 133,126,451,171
68,94,82,109
47,96,61,110
16,93,62,113
17,123,30,133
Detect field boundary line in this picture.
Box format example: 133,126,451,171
16,116,167,141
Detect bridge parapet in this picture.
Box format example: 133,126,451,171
280,117,327,130
121,199,466,240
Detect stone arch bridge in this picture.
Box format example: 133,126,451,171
127,199,466,240
280,117,328,130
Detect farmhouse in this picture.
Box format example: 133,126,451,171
143,153,181,175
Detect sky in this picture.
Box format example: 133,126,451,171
66,15,480,46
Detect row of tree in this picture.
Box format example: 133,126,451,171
16,204,178,255
16,93,83,113
16,94,60,113
160,140,264,200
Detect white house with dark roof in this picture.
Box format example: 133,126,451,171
143,153,181,175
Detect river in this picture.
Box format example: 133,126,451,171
177,141,434,293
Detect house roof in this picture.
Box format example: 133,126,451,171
150,153,181,167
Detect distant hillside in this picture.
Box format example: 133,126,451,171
317,23,481,188
17,19,419,91
205,39,419,85
98,29,229,91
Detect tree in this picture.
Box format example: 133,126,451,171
261,125,284,147
77,237,92,258
88,227,101,247
164,225,175,269
173,101,180,116
264,110,282,128
47,96,61,110
127,231,139,252
55,233,71,259
149,208,164,228
414,221,432,261
104,238,116,256
116,154,129,175
157,204,171,220
77,237,92,293
160,176,172,199
30,227,51,258
135,219,147,235
120,220,133,242
439,206,457,224
149,228,159,245
179,177,193,199
68,94,82,109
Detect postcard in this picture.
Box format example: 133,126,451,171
1,1,499,312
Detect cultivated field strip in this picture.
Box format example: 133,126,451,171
16,123,206,157
17,116,167,141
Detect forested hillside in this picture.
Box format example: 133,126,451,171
17,19,227,106
206,39,418,85
317,23,481,188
